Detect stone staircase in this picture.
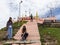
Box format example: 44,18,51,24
12,20,41,45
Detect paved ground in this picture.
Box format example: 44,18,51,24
0,42,2,45
12,20,41,45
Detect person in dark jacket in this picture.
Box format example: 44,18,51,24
21,26,28,41
30,14,33,22
7,17,13,40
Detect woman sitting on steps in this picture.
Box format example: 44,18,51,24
21,26,28,41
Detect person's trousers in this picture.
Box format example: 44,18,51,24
8,27,12,39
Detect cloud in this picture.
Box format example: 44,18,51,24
7,0,60,17
0,0,60,29
41,6,60,19
56,15,60,20
0,0,10,29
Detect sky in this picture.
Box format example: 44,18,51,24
0,0,60,29
6,0,60,17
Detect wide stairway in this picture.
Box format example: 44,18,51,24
13,20,41,45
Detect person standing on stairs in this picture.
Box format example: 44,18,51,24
30,14,33,22
6,17,13,40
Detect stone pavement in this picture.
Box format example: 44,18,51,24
12,20,41,45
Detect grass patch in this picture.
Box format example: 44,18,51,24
38,23,60,45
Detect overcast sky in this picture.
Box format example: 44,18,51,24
0,0,60,29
